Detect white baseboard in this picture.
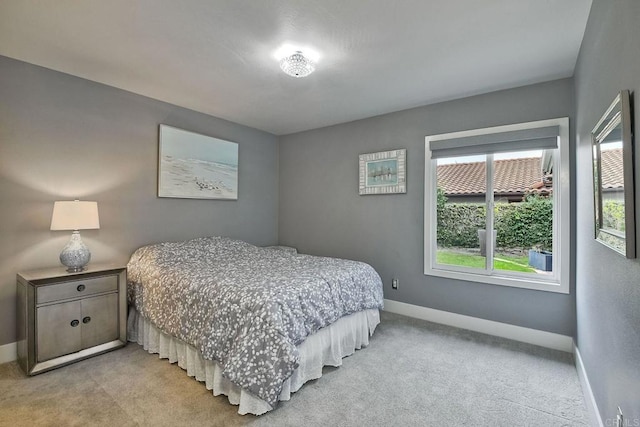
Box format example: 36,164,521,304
383,299,573,352
0,342,17,364
574,343,604,427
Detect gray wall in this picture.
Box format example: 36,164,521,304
574,0,640,423
279,78,576,336
0,56,279,346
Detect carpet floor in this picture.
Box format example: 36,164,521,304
0,311,589,426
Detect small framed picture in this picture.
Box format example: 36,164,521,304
359,149,406,195
158,125,238,200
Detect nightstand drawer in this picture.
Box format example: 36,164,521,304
36,275,118,304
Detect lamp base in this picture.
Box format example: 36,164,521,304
60,231,91,272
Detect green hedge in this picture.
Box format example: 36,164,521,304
603,200,625,231
437,203,485,247
436,193,553,251
496,195,552,250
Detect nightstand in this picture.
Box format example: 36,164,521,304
16,264,127,375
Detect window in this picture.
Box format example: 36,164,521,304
424,118,569,293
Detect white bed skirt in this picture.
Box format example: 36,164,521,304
127,307,380,415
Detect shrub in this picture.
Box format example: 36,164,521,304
437,203,486,247
602,200,625,231
496,195,552,251
436,193,553,251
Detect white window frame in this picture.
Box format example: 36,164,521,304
424,117,570,294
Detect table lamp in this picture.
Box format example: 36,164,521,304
50,200,100,272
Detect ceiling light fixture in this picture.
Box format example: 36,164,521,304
279,51,315,78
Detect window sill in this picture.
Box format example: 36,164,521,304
424,266,569,294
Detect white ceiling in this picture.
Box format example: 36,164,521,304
0,1,592,135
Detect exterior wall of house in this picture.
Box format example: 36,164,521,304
601,190,623,201
444,195,485,203
446,195,526,204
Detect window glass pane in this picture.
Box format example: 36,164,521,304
492,150,553,276
426,118,568,292
436,155,487,269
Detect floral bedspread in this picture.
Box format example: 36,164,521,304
127,237,384,408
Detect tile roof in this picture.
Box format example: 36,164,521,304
437,149,624,198
437,157,547,196
600,148,624,189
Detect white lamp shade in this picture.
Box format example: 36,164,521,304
50,201,100,231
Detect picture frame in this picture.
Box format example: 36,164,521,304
359,149,406,195
591,90,635,258
158,124,238,200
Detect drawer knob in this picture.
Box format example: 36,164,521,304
70,319,80,327
77,284,86,292
82,316,91,324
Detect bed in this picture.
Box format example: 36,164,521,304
126,236,384,415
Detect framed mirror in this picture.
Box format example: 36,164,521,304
592,90,635,258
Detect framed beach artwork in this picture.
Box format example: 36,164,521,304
359,149,406,195
158,125,238,200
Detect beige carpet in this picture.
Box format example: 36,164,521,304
0,312,589,426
